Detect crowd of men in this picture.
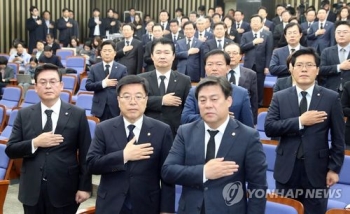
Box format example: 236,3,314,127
3,1,350,214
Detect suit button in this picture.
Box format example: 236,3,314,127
204,187,208,191
46,152,49,155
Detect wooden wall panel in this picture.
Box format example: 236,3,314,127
0,0,91,53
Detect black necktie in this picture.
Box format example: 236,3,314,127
206,130,219,163
237,23,240,29
297,91,308,159
199,33,202,37
187,39,191,50
320,23,324,29
291,49,296,54
173,35,176,42
229,70,236,85
149,35,152,40
159,76,166,96
43,110,53,132
217,39,222,49
308,22,311,28
254,33,257,39
127,124,135,142
105,64,110,77
126,41,130,46
162,24,165,30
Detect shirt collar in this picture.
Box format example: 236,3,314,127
229,65,241,75
123,115,143,131
338,43,350,52
295,84,315,97
204,115,230,133
288,44,301,50
125,38,133,44
156,70,171,80
215,37,225,41
41,99,61,116
103,61,113,69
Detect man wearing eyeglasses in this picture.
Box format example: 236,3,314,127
139,37,191,137
6,63,92,214
86,75,175,214
270,22,306,79
265,48,345,214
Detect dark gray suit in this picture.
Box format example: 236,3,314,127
115,39,143,74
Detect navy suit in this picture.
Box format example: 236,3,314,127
87,116,175,214
85,61,127,119
264,19,275,33
272,16,282,26
162,118,267,214
203,38,232,55
273,23,284,48
143,41,155,72
26,17,45,53
56,17,79,47
88,17,106,38
307,21,335,55
175,37,204,82
273,76,293,93
241,30,273,105
234,21,251,35
115,39,143,74
141,34,152,47
319,45,350,93
269,45,306,78
194,31,214,41
265,85,345,213
43,20,57,39
181,85,254,128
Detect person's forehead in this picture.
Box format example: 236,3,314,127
295,54,315,62
207,54,226,62
225,45,239,52
153,43,172,50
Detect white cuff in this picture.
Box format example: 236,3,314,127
31,139,37,154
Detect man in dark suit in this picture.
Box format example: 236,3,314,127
307,8,335,56
86,40,127,121
56,8,79,47
115,23,143,74
105,8,120,34
322,0,337,22
203,22,233,55
42,10,57,39
270,23,306,78
225,43,258,125
163,76,267,214
139,38,191,136
273,10,291,48
86,75,175,214
181,49,254,128
265,48,345,214
88,8,106,38
164,19,184,71
124,7,136,23
5,63,92,214
45,33,61,55
159,10,171,35
144,24,163,72
301,10,316,46
194,17,214,42
176,21,204,82
272,4,285,26
319,21,350,94
142,20,154,47
234,10,251,36
26,6,45,53
241,14,273,107
258,6,275,32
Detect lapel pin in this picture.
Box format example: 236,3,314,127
147,132,151,136
317,93,320,96
232,132,236,136
65,112,68,115
174,79,177,82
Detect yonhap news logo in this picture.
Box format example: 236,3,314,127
222,181,244,206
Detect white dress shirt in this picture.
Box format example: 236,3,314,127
94,17,100,36
123,116,143,143
296,84,315,129
337,44,350,72
102,61,114,88
156,70,171,92
288,44,301,53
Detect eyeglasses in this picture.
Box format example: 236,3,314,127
119,95,147,102
294,63,317,69
37,79,60,87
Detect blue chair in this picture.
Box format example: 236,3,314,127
0,86,22,115
62,75,77,94
0,108,19,140
264,73,277,88
20,89,40,107
0,144,12,180
266,193,304,214
262,143,277,191
76,93,93,116
56,49,74,67
87,116,99,139
60,90,72,103
72,77,92,103
66,56,86,77
257,111,270,140
0,54,10,60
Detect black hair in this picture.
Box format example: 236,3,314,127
34,63,62,83
100,40,117,51
290,48,320,67
151,37,175,55
195,76,232,100
0,56,8,65
183,21,196,30
284,22,302,35
204,49,231,65
116,75,149,96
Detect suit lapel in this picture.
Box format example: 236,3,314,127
166,71,178,93
196,121,206,163
308,85,322,111
332,46,340,64
31,103,43,137
109,62,119,79
54,101,71,134
112,117,128,150
288,87,300,117
238,67,247,86
149,71,161,95
216,119,238,158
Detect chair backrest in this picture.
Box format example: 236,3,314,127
338,155,350,185
266,201,298,214
0,105,6,132
66,56,86,75
0,144,10,180
20,89,40,107
257,112,267,132
56,49,74,61
76,206,95,214
326,209,350,214
62,75,77,93
76,93,93,116
264,74,277,88
77,77,89,93
263,144,276,171
0,54,10,59
0,180,9,214
267,193,304,214
6,62,19,78
87,116,100,139
60,90,72,103
0,86,22,109
1,108,19,139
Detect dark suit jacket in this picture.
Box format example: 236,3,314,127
138,70,191,136
162,118,267,214
143,41,155,72
269,45,306,78
115,39,143,74
56,17,79,46
104,17,120,34
307,21,335,54
234,21,251,35
341,81,350,143
43,20,57,39
45,43,61,55
175,37,204,82
239,66,258,124
88,17,106,38
320,45,350,92
194,31,214,40
273,23,284,48
265,85,345,187
5,101,92,207
142,34,152,47
273,76,293,93
227,27,241,44
164,33,185,70
1,66,15,82
272,16,282,26
264,19,275,33
26,17,45,53
327,11,337,22
124,15,135,23
85,61,127,118
202,38,232,55
86,115,175,214
240,30,273,73
181,84,254,128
